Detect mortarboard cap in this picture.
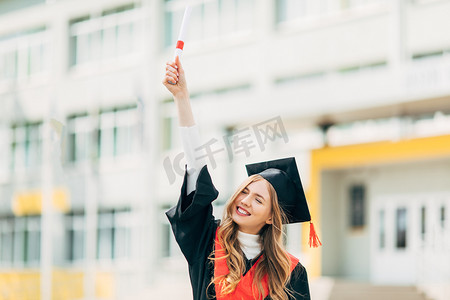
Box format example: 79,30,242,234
245,157,310,224
245,157,321,247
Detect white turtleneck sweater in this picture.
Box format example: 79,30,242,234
180,125,262,259
237,231,262,260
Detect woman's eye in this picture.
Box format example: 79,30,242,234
241,190,248,194
256,199,262,204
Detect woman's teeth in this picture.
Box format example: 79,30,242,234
237,207,250,216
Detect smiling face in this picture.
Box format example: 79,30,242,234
230,177,274,235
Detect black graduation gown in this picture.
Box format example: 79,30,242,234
166,165,311,300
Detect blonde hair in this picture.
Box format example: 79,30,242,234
209,174,293,300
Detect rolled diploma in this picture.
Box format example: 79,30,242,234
173,6,192,60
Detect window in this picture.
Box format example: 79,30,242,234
99,111,115,159
0,126,9,175
420,206,426,241
0,28,48,82
114,210,131,259
276,0,387,24
0,50,17,80
26,216,41,264
349,184,365,228
11,122,42,171
115,108,138,157
97,209,132,260
0,217,14,265
66,212,85,262
0,0,45,15
67,114,91,163
69,4,139,67
396,208,407,249
161,222,171,257
1,216,41,266
379,210,385,249
13,217,26,265
276,0,312,23
164,0,254,47
97,211,114,260
98,106,138,160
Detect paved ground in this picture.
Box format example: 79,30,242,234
129,259,429,300
133,262,334,300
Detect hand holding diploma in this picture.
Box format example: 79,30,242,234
162,55,194,127
162,55,188,100
162,5,194,127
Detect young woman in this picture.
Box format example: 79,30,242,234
163,56,319,300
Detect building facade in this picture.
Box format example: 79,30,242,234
0,0,449,299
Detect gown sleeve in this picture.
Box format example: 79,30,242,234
165,164,219,265
286,263,311,300
179,124,206,195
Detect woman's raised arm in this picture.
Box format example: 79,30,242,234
163,56,205,194
163,57,218,266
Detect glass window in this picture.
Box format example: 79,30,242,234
99,107,138,159
161,222,171,258
115,108,138,156
276,0,387,24
13,217,26,265
97,211,114,260
12,125,26,170
99,111,115,159
67,115,90,163
114,210,131,259
0,217,14,264
11,123,42,171
236,0,254,33
27,123,42,168
96,209,132,261
203,1,219,41
379,210,385,249
26,216,41,264
0,29,48,82
187,3,203,42
0,51,17,80
164,0,254,46
396,208,407,249
66,212,85,262
117,22,134,56
220,0,236,36
28,43,45,76
420,206,426,241
102,26,117,60
69,5,138,67
350,185,365,228
0,127,10,174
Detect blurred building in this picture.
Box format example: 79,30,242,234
0,0,449,300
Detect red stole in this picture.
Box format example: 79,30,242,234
214,228,299,300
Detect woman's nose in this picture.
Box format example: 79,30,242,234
241,195,251,206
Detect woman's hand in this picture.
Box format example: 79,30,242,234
162,55,188,100
162,55,195,126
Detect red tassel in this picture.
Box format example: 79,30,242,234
309,222,322,248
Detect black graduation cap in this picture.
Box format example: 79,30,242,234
245,157,310,224
246,157,322,247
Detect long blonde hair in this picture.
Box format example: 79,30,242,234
210,174,293,300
